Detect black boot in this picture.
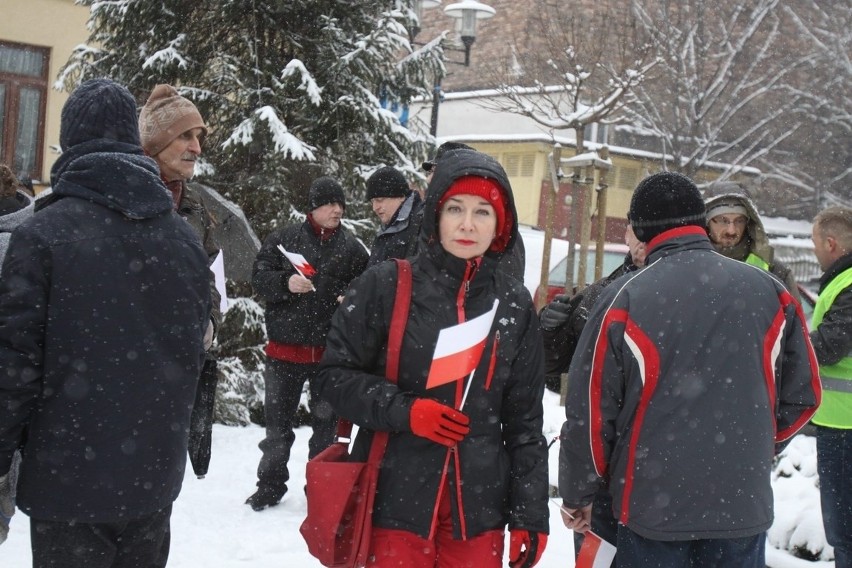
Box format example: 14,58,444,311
245,485,287,511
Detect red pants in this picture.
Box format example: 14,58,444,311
367,484,504,567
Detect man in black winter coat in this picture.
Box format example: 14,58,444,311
0,79,211,567
246,177,368,511
365,165,422,268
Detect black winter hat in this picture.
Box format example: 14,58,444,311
366,166,410,201
60,78,140,150
308,176,346,210
422,141,474,172
628,171,705,242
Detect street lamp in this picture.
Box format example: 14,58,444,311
411,0,496,136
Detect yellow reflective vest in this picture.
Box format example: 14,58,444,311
745,252,770,271
811,266,852,429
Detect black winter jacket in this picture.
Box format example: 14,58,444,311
318,149,549,540
367,191,423,268
542,255,637,376
560,227,820,541
252,219,368,346
0,140,211,522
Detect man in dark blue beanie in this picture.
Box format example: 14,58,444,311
246,175,367,511
560,171,819,568
0,78,211,566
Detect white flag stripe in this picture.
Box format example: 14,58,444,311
277,245,309,270
210,250,229,313
432,300,499,358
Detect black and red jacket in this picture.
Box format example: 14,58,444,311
317,149,549,540
559,226,820,541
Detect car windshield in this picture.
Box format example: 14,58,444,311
548,250,628,287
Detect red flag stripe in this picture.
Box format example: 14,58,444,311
576,531,615,568
425,338,488,389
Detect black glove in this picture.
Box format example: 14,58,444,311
539,294,577,331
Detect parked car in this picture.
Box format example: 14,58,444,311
534,243,630,305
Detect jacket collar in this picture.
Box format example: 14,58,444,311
645,225,715,264
819,252,852,293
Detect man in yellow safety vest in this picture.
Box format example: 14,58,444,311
810,206,852,568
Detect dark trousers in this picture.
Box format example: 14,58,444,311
616,525,765,568
30,505,171,568
574,488,618,566
816,425,852,568
255,358,337,490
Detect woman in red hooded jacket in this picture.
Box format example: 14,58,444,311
317,148,549,567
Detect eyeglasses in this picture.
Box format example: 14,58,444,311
710,216,748,228
421,161,436,173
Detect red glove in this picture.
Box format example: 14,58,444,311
409,399,470,447
509,530,547,568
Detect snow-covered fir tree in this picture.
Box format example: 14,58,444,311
59,0,443,235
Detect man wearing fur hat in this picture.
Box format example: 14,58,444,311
559,171,820,567
139,84,222,479
247,177,368,511
139,84,221,342
0,78,211,565
704,182,800,301
365,165,422,268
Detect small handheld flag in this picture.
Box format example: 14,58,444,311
558,504,617,568
426,299,499,390
277,245,317,291
210,250,229,313
576,531,617,568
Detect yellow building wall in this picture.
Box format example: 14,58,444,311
466,141,656,229
465,140,757,231
2,0,90,188
466,141,554,227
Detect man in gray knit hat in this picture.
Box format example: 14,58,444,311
704,181,800,301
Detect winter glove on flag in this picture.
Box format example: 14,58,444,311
509,530,547,568
409,399,470,447
539,294,579,331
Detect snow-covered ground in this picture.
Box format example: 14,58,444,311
2,405,833,567
2,225,834,567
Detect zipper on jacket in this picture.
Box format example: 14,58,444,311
429,450,454,540
433,258,479,542
428,448,469,541
452,447,467,539
484,331,499,391
456,259,478,323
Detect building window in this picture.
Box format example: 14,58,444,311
504,152,536,177
583,123,610,146
618,166,640,191
0,41,49,181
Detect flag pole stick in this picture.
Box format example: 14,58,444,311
459,370,476,410
549,498,607,541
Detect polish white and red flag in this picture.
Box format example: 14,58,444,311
576,531,617,568
277,245,317,278
426,299,499,390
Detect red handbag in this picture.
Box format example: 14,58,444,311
300,259,412,568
